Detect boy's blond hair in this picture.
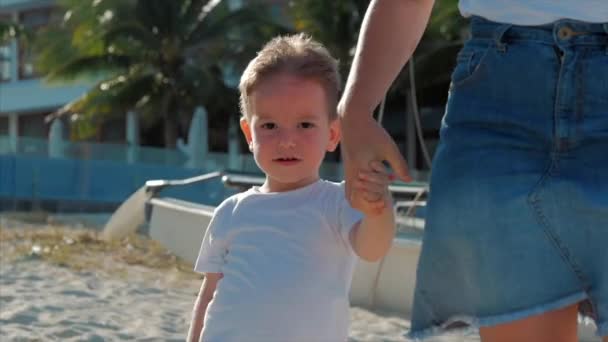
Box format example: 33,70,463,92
239,33,341,120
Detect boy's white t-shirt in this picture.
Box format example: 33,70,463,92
459,0,608,25
194,179,363,342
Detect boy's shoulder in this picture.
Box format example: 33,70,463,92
320,179,345,190
319,179,347,197
214,192,244,212
213,187,259,213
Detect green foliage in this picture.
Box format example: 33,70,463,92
0,21,15,43
288,0,369,77
426,0,467,41
382,0,468,107
35,0,283,146
0,20,30,44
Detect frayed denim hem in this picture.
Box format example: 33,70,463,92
406,292,590,341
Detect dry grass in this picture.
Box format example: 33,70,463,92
0,217,199,281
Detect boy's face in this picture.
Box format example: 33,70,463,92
240,73,340,192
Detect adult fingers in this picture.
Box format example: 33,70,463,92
382,139,412,182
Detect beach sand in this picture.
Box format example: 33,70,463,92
0,217,484,342
6,217,598,342
1,259,484,342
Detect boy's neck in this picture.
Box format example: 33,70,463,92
259,176,321,193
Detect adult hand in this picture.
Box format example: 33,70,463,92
340,112,411,209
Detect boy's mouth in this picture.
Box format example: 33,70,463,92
273,157,301,164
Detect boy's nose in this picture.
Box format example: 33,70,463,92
278,131,296,148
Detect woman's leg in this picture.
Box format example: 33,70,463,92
479,303,578,342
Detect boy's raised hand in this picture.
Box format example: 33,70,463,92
352,161,393,216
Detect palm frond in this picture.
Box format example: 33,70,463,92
134,0,183,36
185,3,272,47
46,54,134,82
179,0,208,35
102,22,161,50
53,71,156,119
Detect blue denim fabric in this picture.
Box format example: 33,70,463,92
408,17,608,339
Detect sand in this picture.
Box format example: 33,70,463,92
0,258,484,342
1,218,597,342
0,217,480,342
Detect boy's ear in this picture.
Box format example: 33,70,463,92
239,117,253,151
326,119,341,152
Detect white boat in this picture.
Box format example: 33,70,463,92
104,171,600,341
140,172,426,314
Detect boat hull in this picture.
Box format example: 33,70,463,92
146,197,421,313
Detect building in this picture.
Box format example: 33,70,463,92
0,0,91,153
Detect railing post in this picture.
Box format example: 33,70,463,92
48,119,65,158
185,106,208,169
8,112,18,154
126,110,139,163
228,117,240,170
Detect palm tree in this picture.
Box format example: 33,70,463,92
35,0,283,147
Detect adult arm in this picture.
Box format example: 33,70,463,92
339,0,435,205
187,272,222,342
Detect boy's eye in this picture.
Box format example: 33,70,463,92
261,123,276,129
299,122,315,129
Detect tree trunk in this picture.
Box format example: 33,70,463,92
164,117,178,149
160,92,178,148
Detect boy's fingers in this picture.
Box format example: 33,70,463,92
358,171,389,186
355,183,388,204
356,173,391,200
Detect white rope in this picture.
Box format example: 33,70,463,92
408,57,433,170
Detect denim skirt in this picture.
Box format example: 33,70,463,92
408,17,608,339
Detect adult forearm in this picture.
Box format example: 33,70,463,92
353,208,395,262
340,0,434,117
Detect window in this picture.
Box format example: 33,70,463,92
0,116,8,135
0,44,10,82
19,112,48,137
18,7,60,80
0,14,12,82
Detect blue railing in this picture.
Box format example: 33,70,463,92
0,135,343,211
